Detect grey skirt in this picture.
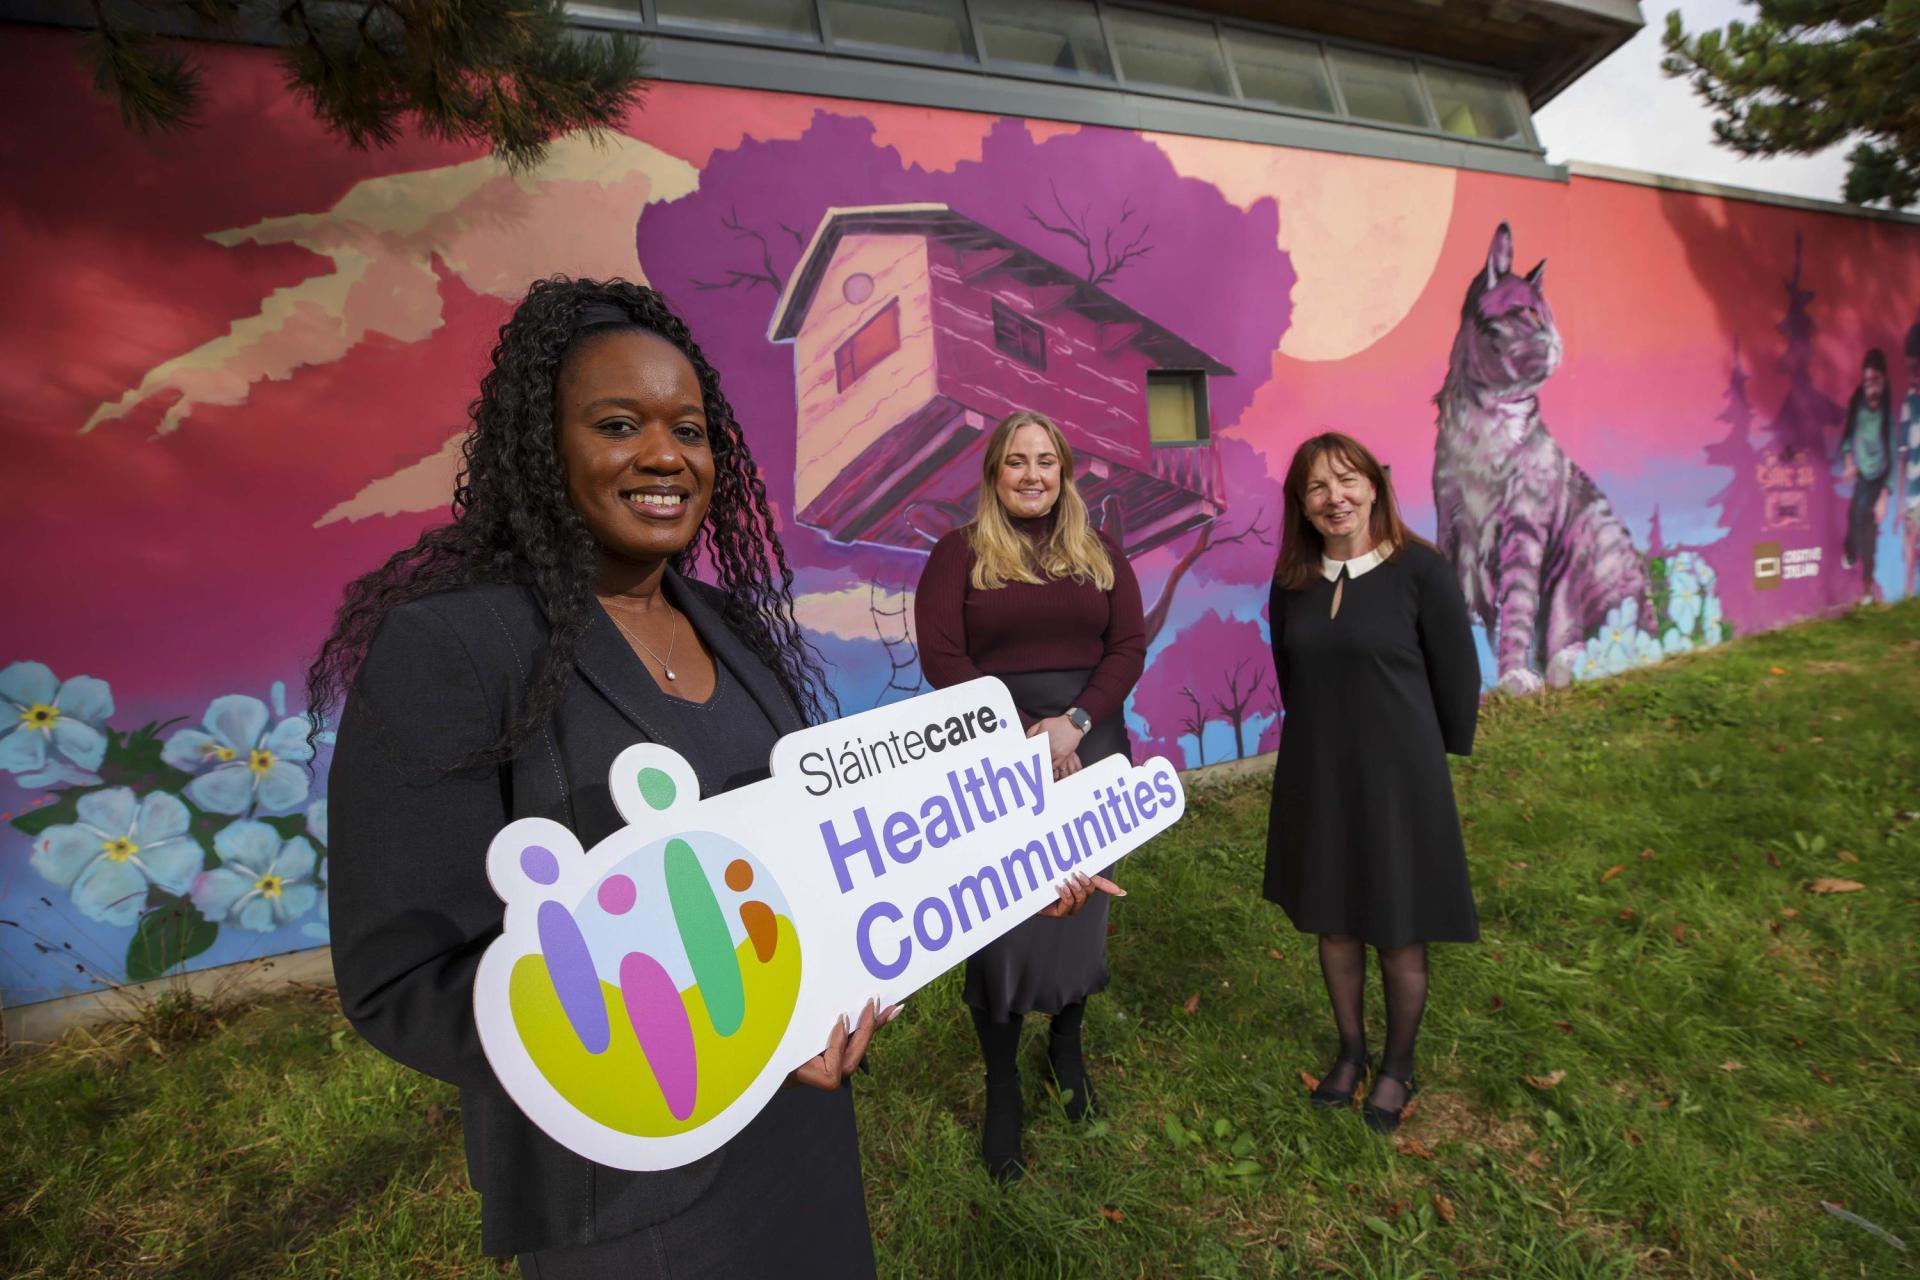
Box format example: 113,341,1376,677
964,668,1130,1021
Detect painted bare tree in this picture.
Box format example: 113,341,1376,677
1178,687,1212,768
1213,657,1261,760
691,207,804,295
1023,180,1154,286
867,579,924,707
1141,510,1271,645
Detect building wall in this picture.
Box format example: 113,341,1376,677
792,233,938,514
4,27,1918,1008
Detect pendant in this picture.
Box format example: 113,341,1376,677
665,668,677,681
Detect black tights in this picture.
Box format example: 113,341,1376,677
972,1000,1086,1077
1316,934,1428,1108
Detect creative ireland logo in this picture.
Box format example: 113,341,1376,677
473,679,1186,1170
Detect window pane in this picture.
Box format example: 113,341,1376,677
655,0,819,42
826,0,972,59
1224,29,1334,114
1328,47,1432,128
1106,8,1231,97
1148,371,1208,443
992,301,1047,370
837,301,902,392
1423,65,1529,143
972,0,1112,79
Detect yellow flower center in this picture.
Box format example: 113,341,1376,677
255,873,284,899
248,748,275,776
21,703,60,730
102,836,139,863
213,745,238,762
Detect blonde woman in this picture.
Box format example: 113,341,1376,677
915,410,1144,1182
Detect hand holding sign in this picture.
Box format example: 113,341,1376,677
473,677,1184,1170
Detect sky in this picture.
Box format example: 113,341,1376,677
1533,0,1855,205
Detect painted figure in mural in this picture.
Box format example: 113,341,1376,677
313,279,889,1276
1837,348,1895,604
914,410,1143,1183
1901,324,1920,597
1433,222,1650,693
1264,433,1479,1135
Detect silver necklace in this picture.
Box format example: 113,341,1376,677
603,598,681,681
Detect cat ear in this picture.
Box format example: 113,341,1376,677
1525,258,1547,288
1485,222,1514,288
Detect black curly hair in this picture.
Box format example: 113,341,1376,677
306,276,835,763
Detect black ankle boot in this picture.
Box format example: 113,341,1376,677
1047,1030,1096,1121
982,1071,1025,1183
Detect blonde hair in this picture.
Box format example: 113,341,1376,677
967,411,1115,591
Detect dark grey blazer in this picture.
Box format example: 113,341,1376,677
327,572,806,1257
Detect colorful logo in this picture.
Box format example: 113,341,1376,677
480,752,802,1146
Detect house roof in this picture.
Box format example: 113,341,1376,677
768,203,1234,376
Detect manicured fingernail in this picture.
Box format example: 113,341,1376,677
883,1004,905,1023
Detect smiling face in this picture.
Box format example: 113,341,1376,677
993,422,1062,520
1302,449,1377,550
555,329,717,574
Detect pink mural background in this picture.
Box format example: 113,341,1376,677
4,26,1917,1007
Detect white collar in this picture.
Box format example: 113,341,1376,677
1321,543,1391,581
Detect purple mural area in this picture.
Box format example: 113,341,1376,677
636,114,1293,743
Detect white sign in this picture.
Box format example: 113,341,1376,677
473,677,1185,1169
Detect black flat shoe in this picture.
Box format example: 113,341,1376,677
1309,1053,1370,1110
982,1075,1025,1184
1362,1062,1418,1134
1048,1036,1097,1122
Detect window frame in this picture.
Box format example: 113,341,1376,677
990,299,1048,371
834,299,904,392
1146,368,1211,447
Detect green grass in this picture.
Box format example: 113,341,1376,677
5,603,1918,1278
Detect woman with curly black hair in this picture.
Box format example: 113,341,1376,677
314,278,886,1277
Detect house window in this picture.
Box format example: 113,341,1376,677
835,300,901,392
1147,370,1210,444
991,300,1046,370
655,0,819,42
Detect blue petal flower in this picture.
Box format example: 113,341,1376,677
30,823,102,887
77,786,137,835
1662,629,1694,656
161,728,226,772
306,799,328,846
0,661,58,707
0,724,47,773
196,821,320,931
53,675,114,726
188,765,259,816
71,856,150,926
253,760,311,813
204,696,269,755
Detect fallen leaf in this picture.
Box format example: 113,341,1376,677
1769,743,1787,754
1553,1020,1573,1032
1299,1069,1321,1091
1099,1206,1125,1222
1671,923,1688,943
1490,994,1505,1012
1639,848,1655,860
1396,1138,1436,1160
1182,992,1201,1014
1653,1099,1672,1109
1835,849,1859,863
1624,1130,1644,1145
1525,1150,1551,1168
1808,879,1864,894
1618,909,1636,920
1720,1060,1745,1073
1490,950,1504,962
1600,864,1625,883
1787,1035,1806,1049
1268,947,1282,960
1433,1193,1456,1225
1769,920,1782,935
1769,666,1787,675
1780,907,1799,919
1814,1069,1834,1084
1766,850,1782,867
1383,1198,1410,1219
1400,1096,1420,1121
1522,1070,1566,1090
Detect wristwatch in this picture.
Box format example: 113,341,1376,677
1064,706,1092,734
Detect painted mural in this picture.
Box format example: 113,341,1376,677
4,26,1919,1010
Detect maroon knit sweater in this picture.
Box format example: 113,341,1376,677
914,516,1147,728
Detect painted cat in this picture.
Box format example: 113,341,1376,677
1433,222,1649,694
